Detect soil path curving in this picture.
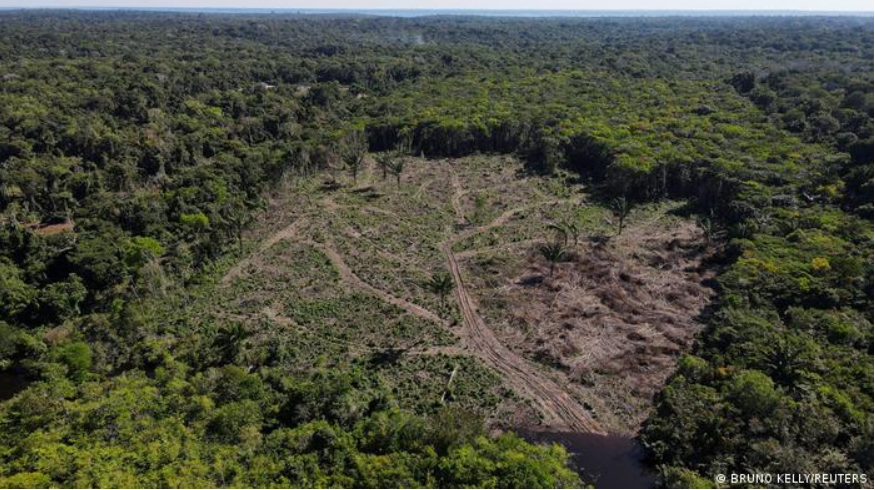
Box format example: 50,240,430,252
364,205,401,220
463,197,579,239
440,240,604,433
440,175,603,433
314,242,446,326
222,218,309,285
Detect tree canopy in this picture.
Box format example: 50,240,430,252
0,11,871,488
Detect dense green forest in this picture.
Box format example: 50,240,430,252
0,11,871,488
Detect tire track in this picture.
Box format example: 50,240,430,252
449,164,466,224
314,241,446,326
442,167,602,433
221,218,309,285
441,240,604,433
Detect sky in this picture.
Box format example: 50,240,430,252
2,0,872,11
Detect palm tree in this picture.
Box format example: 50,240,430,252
214,323,249,364
425,272,455,309
547,219,580,246
374,133,412,185
538,242,567,277
387,159,406,187
696,215,725,246
758,335,815,393
547,222,567,245
340,129,367,183
610,196,631,235
226,204,248,252
376,153,391,180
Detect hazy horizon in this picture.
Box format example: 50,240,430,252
2,2,872,14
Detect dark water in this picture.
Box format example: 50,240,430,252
518,430,655,489
0,371,29,402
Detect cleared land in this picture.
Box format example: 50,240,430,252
462,200,717,433
199,155,714,435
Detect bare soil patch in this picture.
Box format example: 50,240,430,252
465,205,717,434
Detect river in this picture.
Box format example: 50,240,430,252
518,429,656,488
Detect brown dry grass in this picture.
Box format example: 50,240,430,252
465,205,717,434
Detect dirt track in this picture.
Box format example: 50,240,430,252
315,242,446,326
224,158,635,435
441,241,603,433
442,165,603,433
221,218,309,285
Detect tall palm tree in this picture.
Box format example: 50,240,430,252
376,154,391,180
611,196,632,235
564,220,580,246
547,222,568,245
387,159,406,187
340,129,367,183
